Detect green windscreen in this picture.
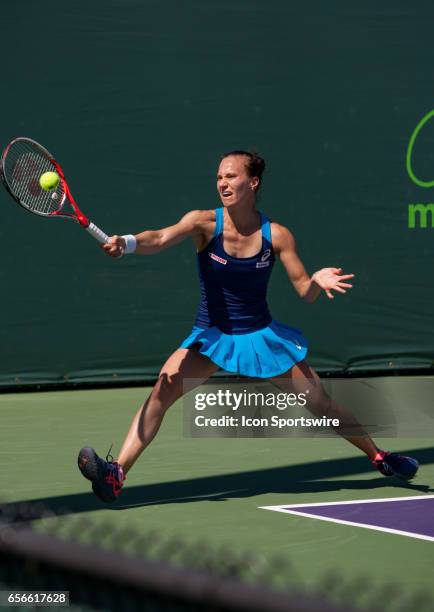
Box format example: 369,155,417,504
0,1,433,386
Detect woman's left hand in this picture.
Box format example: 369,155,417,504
312,268,354,299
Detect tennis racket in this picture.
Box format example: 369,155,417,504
0,137,109,243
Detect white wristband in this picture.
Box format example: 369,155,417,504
122,234,137,254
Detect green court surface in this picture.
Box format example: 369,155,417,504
1,383,433,599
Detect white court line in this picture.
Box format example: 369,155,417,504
260,495,434,543
261,494,434,509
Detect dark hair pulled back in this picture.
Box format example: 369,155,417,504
221,150,266,192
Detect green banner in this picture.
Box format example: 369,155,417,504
0,1,433,386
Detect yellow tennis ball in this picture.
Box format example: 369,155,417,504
39,171,60,191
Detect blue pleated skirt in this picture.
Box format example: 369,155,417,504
180,320,308,378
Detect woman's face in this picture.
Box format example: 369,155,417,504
216,155,258,207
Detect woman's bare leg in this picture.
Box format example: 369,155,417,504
118,348,218,473
271,360,379,460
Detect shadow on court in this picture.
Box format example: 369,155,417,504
7,446,434,518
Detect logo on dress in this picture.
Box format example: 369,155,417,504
256,249,271,268
210,252,227,265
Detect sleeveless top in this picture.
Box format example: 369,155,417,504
194,207,275,334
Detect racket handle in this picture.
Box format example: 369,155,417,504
86,222,109,244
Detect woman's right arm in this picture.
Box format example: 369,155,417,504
102,209,214,258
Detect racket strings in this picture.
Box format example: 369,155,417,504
3,140,65,215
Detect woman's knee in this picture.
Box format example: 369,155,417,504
308,386,332,415
150,371,183,407
287,361,330,410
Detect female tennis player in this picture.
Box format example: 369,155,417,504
78,151,418,502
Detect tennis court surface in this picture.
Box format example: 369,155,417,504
1,379,433,608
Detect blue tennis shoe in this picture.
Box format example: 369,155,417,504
372,450,419,481
78,446,125,503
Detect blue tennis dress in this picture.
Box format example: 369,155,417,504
180,208,308,378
